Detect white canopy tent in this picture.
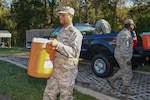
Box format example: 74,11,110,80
0,30,11,47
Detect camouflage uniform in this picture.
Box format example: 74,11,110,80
43,24,83,100
112,28,133,87
95,19,111,34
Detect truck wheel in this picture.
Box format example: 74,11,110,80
91,54,113,78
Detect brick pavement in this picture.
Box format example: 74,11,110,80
77,63,150,100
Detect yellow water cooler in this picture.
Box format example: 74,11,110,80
27,38,56,78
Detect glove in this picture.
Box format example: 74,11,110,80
47,38,58,47
52,39,58,47
127,60,132,66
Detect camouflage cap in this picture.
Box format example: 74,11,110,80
58,6,75,15
124,19,135,25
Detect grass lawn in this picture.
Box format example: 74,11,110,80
0,60,97,100
136,65,150,72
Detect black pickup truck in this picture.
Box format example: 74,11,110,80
50,23,150,78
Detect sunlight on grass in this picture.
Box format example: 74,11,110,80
79,58,91,63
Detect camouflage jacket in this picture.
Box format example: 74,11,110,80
114,28,133,61
52,24,83,78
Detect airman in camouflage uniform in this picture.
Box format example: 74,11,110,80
43,6,83,100
95,19,111,34
107,19,136,95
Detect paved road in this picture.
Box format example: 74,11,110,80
1,54,150,100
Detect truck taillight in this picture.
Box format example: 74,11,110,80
132,35,138,48
112,37,116,41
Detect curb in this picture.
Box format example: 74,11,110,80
74,85,119,100
133,70,150,75
0,58,27,69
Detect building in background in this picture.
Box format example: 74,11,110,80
26,29,54,49
0,30,11,47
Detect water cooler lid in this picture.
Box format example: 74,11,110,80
32,38,51,43
141,32,150,36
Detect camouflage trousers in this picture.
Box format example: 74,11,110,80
112,54,133,86
43,74,76,100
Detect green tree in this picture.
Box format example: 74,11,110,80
128,0,150,33
0,0,11,29
11,0,48,46
8,0,150,47
136,14,150,34
46,0,59,27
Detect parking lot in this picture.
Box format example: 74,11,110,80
1,54,150,100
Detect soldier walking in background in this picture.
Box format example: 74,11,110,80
107,19,136,95
43,6,83,100
95,19,111,34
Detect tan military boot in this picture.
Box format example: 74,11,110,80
107,78,115,89
121,86,137,95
